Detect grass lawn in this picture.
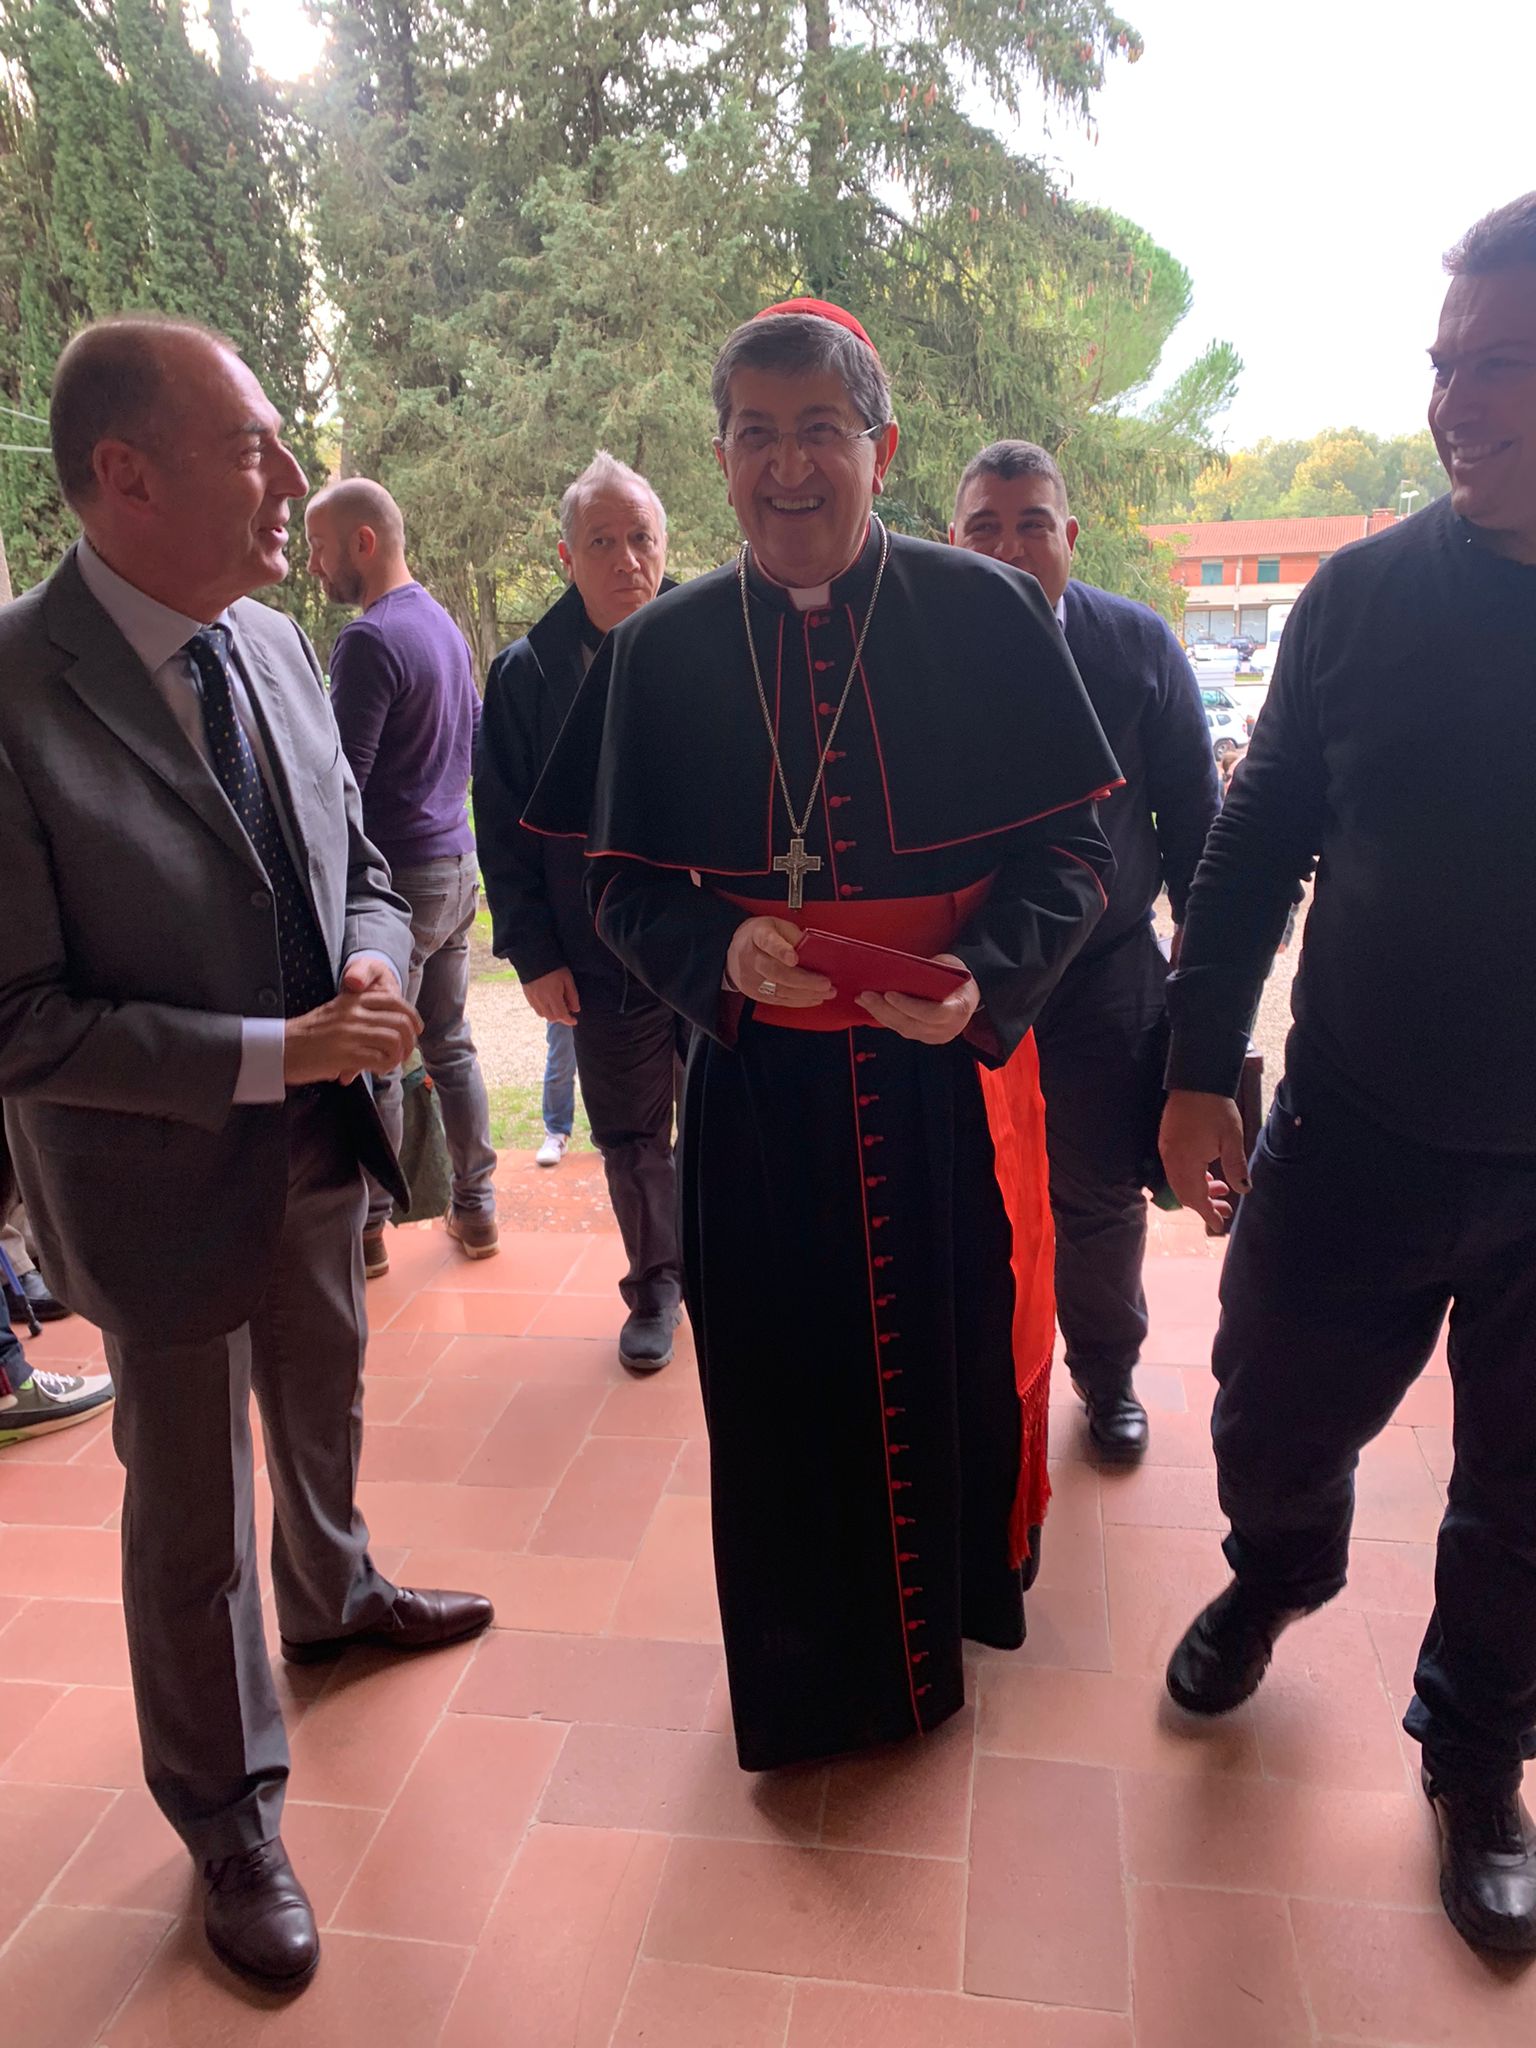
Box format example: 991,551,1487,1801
486,1081,593,1154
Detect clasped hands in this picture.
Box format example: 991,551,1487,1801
283,957,421,1086
727,915,979,1047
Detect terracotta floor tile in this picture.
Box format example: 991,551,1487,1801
440,1824,668,2048
1143,1255,1224,1319
361,1328,452,1376
976,1664,1261,1777
0,1414,113,1466
452,1630,721,1728
646,1836,966,1989
47,1787,191,1917
281,1800,385,1927
1138,1320,1220,1368
531,1435,680,1561
284,1635,480,1806
1249,1605,1415,1792
355,1477,545,1552
666,1439,713,1496
1010,1576,1112,1672
820,1702,976,1857
1352,1448,1447,1543
609,1493,723,1642
788,1982,1134,2047
358,1422,487,1484
458,1381,608,1489
357,1373,424,1425
558,1232,630,1296
0,1904,170,2048
1415,1424,1454,1486
1122,1769,1433,1905
1,1681,143,1789
1391,1372,1455,1429
422,1233,586,1293
1104,1523,1232,1677
14,1320,108,1368
965,1755,1126,2009
592,1370,708,1440
375,1218,461,1277
0,1779,117,1941
430,1332,618,1384
380,1289,544,1336
0,1524,123,1600
524,1292,630,1341
1336,1537,1437,1615
0,1676,66,1766
0,1590,28,1636
0,1597,131,1685
1176,1365,1218,1417
1130,1885,1310,2048
398,1375,516,1434
612,1957,793,2048
541,1722,824,1843
1366,1608,1430,1702
103,1919,469,2048
1033,1459,1104,1592
0,1463,123,1528
1127,1411,1218,1469
404,1544,628,1634
1292,1895,1536,2045
333,1712,564,1942
1099,1462,1227,1532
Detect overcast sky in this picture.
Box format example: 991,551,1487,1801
239,0,1536,450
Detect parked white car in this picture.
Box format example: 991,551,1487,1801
1201,685,1247,759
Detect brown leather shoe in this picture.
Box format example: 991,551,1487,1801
202,1839,319,1988
362,1230,389,1279
280,1586,495,1665
446,1210,500,1260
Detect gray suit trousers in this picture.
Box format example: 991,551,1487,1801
105,1089,396,1862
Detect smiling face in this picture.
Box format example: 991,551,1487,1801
949,469,1079,608
1429,265,1536,563
715,365,898,588
558,484,667,635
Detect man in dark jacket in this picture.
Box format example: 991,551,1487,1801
475,453,681,1369
952,442,1221,1459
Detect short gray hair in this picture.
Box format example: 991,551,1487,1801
1445,191,1536,276
558,451,667,543
50,314,234,507
954,440,1069,521
710,314,893,437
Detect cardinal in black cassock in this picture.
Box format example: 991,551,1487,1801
527,302,1122,1771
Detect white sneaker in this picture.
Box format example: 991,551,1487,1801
0,1366,115,1446
535,1132,569,1168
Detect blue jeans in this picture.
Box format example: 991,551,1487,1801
542,1021,576,1137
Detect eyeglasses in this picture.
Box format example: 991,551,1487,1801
717,421,886,459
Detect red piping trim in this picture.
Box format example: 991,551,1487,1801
1047,843,1110,911
521,819,587,841
847,1032,924,1737
813,609,841,895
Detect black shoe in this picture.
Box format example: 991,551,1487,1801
1165,1580,1303,1716
1424,1768,1536,1954
619,1307,678,1373
1020,1523,1044,1593
1073,1377,1149,1461
3,1269,72,1325
202,1838,319,1988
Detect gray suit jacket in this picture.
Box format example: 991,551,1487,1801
0,546,413,1342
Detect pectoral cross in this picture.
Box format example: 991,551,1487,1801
772,836,822,910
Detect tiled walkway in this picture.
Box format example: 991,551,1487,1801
1,1154,1531,2047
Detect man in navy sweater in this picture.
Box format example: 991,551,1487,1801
952,443,1219,1461
1160,192,1536,1953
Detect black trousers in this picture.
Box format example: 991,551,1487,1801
1034,925,1169,1402
572,980,685,1318
1214,1057,1536,1787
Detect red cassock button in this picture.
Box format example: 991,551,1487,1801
840,883,863,898
817,700,833,715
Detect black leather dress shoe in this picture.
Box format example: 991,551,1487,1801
1073,1378,1149,1461
280,1586,495,1666
1166,1580,1304,1715
3,1269,72,1323
1425,1768,1536,1953
202,1839,319,1988
619,1307,678,1373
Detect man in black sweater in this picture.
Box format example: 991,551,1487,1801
952,444,1219,1459
476,454,683,1371
1160,192,1536,1954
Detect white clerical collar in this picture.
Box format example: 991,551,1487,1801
1055,592,1067,628
77,537,231,673
788,582,831,612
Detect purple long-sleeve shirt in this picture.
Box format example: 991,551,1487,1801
329,581,479,868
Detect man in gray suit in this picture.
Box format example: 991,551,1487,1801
0,317,493,1991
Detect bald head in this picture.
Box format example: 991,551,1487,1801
50,315,235,508
305,476,410,609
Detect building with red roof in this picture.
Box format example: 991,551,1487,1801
1141,510,1400,645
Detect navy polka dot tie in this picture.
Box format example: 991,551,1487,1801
185,627,336,1019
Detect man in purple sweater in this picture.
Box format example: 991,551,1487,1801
306,480,498,1273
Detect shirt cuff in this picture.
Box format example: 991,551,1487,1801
1164,1024,1253,1100
235,1018,287,1104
